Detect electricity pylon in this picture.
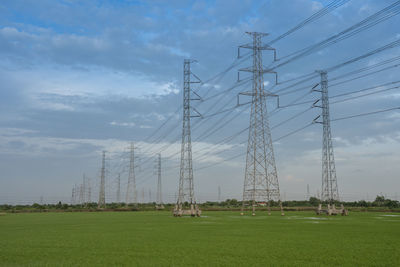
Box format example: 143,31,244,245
238,32,283,216
126,142,137,206
98,151,106,208
116,173,121,203
87,177,91,204
81,174,87,206
156,153,164,209
149,189,152,202
79,183,84,205
314,70,339,204
174,59,202,217
71,185,75,205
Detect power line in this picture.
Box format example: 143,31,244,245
331,106,400,121
268,0,350,45
275,1,400,66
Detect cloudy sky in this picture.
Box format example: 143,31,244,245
1,0,400,204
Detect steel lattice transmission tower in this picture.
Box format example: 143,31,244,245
316,70,339,204
156,153,164,209
174,59,201,217
98,151,106,208
116,173,121,203
238,32,283,216
126,142,137,205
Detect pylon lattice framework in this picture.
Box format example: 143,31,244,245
98,151,106,208
239,32,283,215
174,59,201,217
156,153,164,208
116,173,121,203
126,142,137,205
318,71,339,203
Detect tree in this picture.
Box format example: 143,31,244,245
309,197,319,206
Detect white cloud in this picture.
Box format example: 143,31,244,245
311,1,323,12
110,121,136,127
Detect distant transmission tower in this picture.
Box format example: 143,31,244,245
126,142,137,205
238,32,283,216
82,174,86,206
79,183,84,205
156,153,164,209
116,173,121,203
218,186,221,202
98,151,106,208
87,177,91,204
71,186,75,205
315,70,339,204
149,189,152,202
174,59,202,217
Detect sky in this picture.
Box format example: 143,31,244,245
1,0,400,204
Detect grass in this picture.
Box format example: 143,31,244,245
0,211,399,266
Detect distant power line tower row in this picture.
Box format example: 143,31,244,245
71,174,91,206
238,32,284,216
174,59,201,217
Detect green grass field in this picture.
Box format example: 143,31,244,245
0,211,399,266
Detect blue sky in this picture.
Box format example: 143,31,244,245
1,0,400,204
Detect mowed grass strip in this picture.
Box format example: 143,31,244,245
0,211,399,266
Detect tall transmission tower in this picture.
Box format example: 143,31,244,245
238,32,283,216
116,173,121,203
126,142,137,206
80,174,86,206
87,177,91,204
71,185,75,205
174,59,202,217
156,153,164,209
79,183,84,205
315,70,339,204
98,151,106,208
149,189,152,202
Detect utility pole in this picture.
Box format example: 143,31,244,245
142,188,145,203
117,173,121,203
126,142,137,206
174,59,202,217
314,71,339,204
98,151,106,208
238,32,283,216
218,186,221,202
156,153,164,209
307,184,310,200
